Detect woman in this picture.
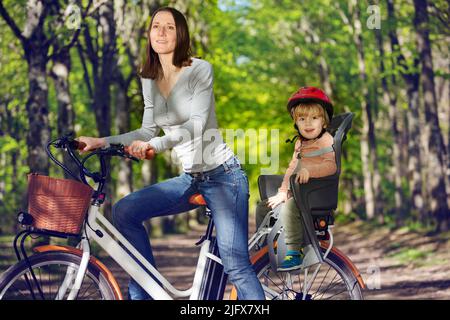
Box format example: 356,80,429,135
78,7,265,300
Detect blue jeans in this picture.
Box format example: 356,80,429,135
112,156,265,300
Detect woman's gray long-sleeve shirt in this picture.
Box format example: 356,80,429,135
105,58,234,173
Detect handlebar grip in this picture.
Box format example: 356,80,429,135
74,140,87,150
124,146,156,160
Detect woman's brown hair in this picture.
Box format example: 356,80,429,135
140,7,192,80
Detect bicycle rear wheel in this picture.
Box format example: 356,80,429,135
252,248,363,300
0,252,116,300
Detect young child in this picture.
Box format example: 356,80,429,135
255,87,337,272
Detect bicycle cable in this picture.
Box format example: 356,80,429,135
84,216,103,238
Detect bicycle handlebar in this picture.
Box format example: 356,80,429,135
46,133,156,192
74,140,155,160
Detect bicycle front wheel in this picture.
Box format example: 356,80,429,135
252,248,363,300
0,252,117,300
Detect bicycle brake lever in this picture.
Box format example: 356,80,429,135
124,154,139,162
110,144,139,162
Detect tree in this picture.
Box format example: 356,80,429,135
336,0,380,221
413,0,449,231
0,0,52,175
386,0,425,222
375,23,405,220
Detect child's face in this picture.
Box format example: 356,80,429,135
295,112,325,140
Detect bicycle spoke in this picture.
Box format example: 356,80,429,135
311,265,333,299
322,288,349,300
261,270,284,293
315,265,331,294
79,280,96,299
253,250,362,300
0,254,114,300
315,273,342,300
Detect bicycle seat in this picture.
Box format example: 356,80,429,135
189,193,207,206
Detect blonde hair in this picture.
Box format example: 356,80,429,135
292,103,330,127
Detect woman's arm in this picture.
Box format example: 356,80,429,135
148,61,213,153
104,78,160,147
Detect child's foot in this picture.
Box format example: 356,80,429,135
277,249,304,272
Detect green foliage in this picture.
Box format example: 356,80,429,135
0,0,448,234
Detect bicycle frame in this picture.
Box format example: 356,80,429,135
60,201,224,300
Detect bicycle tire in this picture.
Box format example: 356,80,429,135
0,251,117,300
251,248,363,300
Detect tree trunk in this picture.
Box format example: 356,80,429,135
0,1,52,174
407,81,427,221
351,1,377,220
114,82,133,198
141,159,161,236
413,0,450,231
318,54,333,99
50,46,79,179
78,1,117,218
26,54,51,176
375,28,405,220
0,149,5,205
387,0,426,224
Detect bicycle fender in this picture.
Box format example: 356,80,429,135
319,241,366,289
33,245,123,300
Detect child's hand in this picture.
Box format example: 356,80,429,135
267,192,287,209
296,168,310,184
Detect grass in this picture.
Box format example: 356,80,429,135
334,211,360,224
0,235,14,243
437,230,450,241
387,247,432,267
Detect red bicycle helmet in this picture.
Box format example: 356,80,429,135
287,86,333,121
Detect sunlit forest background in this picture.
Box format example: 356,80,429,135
0,0,448,236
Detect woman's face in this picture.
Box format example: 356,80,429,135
149,11,177,55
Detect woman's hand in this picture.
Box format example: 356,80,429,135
296,168,310,184
77,136,106,153
128,140,155,159
267,191,288,209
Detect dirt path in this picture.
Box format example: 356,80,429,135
333,221,450,299
99,219,450,300
1,220,450,299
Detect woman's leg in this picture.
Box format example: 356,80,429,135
199,159,265,300
112,173,197,299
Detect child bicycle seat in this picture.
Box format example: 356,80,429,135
289,112,354,263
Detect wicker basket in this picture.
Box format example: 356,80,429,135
27,174,93,235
